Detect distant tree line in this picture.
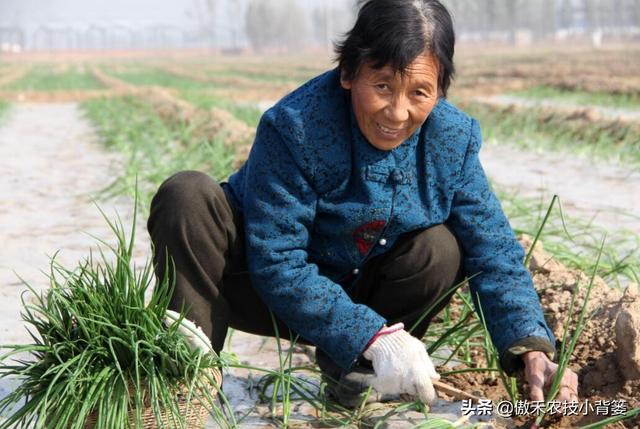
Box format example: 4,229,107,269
431,0,640,42
2,0,639,52
242,0,640,51
244,0,357,52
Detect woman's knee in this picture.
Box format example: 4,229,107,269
152,171,220,211
148,171,229,230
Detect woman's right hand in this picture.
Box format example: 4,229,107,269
363,326,440,404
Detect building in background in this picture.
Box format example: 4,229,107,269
444,0,640,46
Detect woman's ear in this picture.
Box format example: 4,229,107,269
340,69,352,90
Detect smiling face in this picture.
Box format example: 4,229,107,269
340,52,440,151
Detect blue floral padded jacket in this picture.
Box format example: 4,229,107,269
223,68,556,371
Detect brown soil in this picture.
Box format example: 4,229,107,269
439,236,640,428
453,47,640,98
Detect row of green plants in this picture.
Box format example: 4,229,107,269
457,99,640,167
102,66,263,127
2,64,105,91
509,85,640,110
102,67,216,91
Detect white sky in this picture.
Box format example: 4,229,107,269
0,0,351,28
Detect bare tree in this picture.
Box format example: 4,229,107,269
245,0,307,52
312,1,357,51
543,0,557,36
486,0,497,32
506,0,518,43
187,0,217,48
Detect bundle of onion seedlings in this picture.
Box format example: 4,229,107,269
0,210,224,429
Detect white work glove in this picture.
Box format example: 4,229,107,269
164,310,213,354
362,323,439,404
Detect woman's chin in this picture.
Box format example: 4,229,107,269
367,136,405,151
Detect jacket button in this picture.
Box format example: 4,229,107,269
391,170,403,183
352,268,359,275
379,238,387,246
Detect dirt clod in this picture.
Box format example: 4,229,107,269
614,289,640,380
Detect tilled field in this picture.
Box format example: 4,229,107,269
0,47,639,428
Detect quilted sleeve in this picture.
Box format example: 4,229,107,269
240,115,386,370
447,118,556,372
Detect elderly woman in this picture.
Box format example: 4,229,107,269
148,0,579,408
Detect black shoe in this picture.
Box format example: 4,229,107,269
315,348,399,408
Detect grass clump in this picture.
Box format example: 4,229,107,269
509,85,640,110
0,207,225,429
3,65,105,91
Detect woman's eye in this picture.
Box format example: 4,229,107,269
375,83,389,90
415,90,428,97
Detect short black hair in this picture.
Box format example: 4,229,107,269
334,0,455,97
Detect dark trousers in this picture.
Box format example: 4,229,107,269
147,171,463,366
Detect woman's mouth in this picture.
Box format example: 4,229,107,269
376,122,403,138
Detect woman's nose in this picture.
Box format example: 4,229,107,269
384,95,409,123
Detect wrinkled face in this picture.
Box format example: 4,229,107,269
340,52,440,151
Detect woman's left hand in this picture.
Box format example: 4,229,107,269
522,350,579,403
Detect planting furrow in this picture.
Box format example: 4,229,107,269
91,66,254,154
477,94,640,124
